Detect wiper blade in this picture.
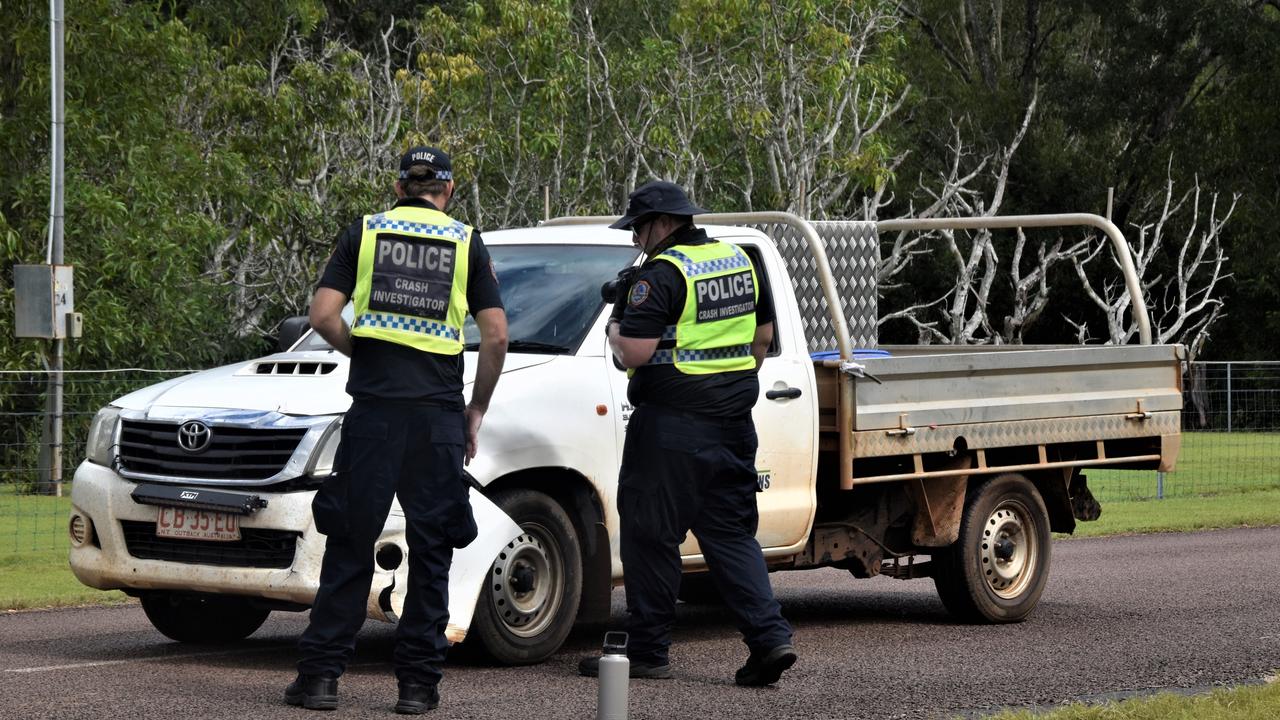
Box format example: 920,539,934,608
464,340,571,354
507,340,571,354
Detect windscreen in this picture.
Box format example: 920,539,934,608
294,244,640,354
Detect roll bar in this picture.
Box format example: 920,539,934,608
544,211,1153,348
877,214,1151,345
546,211,1152,490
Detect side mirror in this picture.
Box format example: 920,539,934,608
277,315,311,352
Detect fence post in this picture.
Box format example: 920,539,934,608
1156,471,1165,500
1226,362,1233,433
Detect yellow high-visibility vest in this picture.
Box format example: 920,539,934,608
631,241,758,376
350,205,471,355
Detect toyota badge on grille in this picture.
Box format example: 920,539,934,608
177,421,213,454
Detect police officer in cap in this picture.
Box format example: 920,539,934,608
578,180,797,686
287,146,508,713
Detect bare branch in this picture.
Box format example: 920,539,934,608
1066,169,1233,350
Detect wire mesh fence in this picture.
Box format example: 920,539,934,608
1088,361,1280,502
1,363,1277,556
1,369,192,557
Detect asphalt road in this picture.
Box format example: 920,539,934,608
3,527,1278,720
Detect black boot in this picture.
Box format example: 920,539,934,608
734,644,797,687
284,673,339,710
395,682,440,715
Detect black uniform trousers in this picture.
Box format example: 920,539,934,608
618,403,793,665
297,400,477,686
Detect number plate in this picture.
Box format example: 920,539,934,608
156,506,241,542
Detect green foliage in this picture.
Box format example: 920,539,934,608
2,0,238,372
0,0,413,378
1,0,1276,384
0,1,399,485
894,0,1280,355
406,0,906,223
173,0,327,57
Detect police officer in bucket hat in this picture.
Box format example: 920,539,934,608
578,180,797,686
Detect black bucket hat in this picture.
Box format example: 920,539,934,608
608,180,709,230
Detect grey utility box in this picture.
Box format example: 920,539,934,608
14,264,78,339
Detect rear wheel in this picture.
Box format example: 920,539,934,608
140,592,269,643
933,473,1051,623
469,489,582,664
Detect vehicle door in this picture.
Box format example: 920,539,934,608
677,237,817,557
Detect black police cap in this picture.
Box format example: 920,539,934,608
609,180,709,230
399,146,453,181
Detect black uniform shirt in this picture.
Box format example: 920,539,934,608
317,197,504,408
620,225,776,418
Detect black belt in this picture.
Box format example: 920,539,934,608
638,403,753,429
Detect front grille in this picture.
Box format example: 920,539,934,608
118,420,307,481
120,521,299,569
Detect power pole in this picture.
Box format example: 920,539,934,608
45,0,67,496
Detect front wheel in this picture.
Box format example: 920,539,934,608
932,473,1051,623
468,489,582,664
140,592,270,643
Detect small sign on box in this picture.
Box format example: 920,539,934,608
14,264,75,339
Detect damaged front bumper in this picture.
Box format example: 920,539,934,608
68,461,520,644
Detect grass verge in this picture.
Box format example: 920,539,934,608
1,489,129,610
1088,431,1280,502
982,678,1280,719
1065,488,1280,538
0,548,130,610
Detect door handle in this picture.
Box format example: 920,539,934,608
765,387,802,400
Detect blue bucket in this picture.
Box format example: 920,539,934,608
810,348,891,361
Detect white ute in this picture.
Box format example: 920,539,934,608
69,213,1183,663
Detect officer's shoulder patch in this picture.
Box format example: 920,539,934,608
629,280,652,307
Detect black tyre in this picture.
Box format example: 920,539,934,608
932,473,1051,623
469,489,582,664
140,592,269,643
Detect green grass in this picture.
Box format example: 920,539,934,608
981,678,1280,719
1064,430,1280,537
0,489,129,610
0,548,130,610
1088,431,1280,502
1065,488,1280,538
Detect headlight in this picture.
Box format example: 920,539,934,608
85,406,121,467
308,416,343,477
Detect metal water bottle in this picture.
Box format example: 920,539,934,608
596,631,630,720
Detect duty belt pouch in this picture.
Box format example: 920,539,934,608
447,499,479,549
311,419,362,539
312,470,351,538
432,417,478,549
